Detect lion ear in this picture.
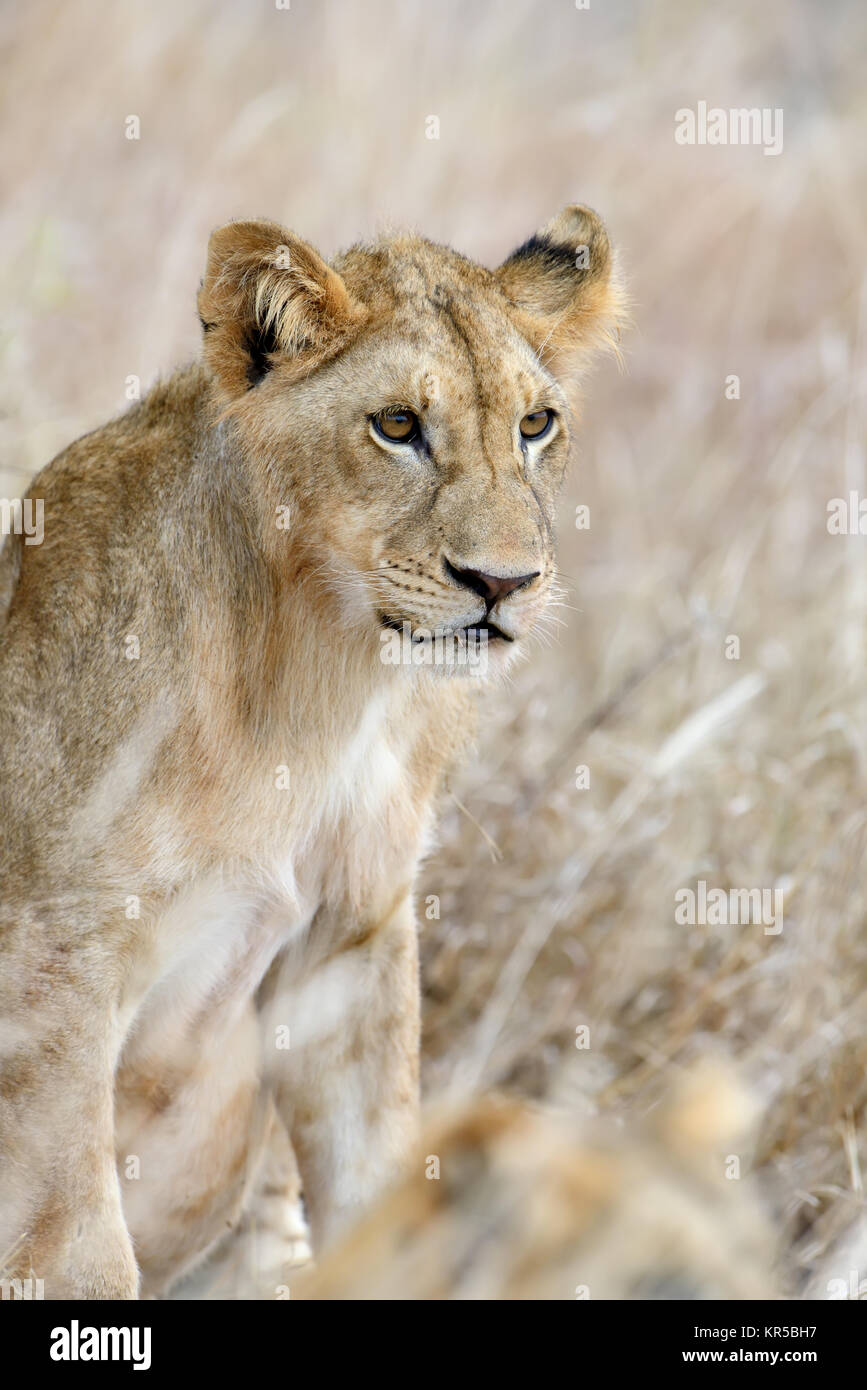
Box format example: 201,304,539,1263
198,220,367,398
496,205,626,373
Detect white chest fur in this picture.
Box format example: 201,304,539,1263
121,681,419,1058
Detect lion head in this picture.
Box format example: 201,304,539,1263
198,208,624,675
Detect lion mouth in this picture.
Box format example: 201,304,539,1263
457,620,513,644
378,614,513,643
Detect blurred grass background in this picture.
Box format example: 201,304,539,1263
2,0,866,1296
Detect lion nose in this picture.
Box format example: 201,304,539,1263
444,560,540,608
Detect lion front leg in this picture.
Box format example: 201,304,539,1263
0,936,138,1300
262,894,421,1252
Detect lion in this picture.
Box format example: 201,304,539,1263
170,1064,779,1302
0,207,623,1298
294,1065,779,1302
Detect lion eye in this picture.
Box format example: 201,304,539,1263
519,409,555,441
372,409,420,444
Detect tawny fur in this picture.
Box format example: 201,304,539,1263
296,1066,778,1302
0,207,623,1298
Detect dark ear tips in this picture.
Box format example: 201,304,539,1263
507,233,586,275
496,204,626,370
500,206,612,303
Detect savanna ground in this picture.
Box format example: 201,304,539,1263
1,0,866,1298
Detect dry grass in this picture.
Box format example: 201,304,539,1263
2,0,866,1297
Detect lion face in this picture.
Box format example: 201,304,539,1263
198,210,623,672
289,294,572,670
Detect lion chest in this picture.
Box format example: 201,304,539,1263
121,686,421,1059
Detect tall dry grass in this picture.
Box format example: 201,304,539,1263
2,0,866,1296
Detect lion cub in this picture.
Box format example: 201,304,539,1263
297,1067,777,1301
0,208,622,1298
